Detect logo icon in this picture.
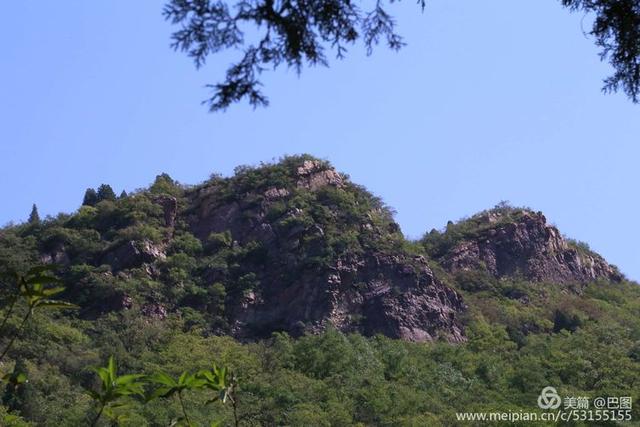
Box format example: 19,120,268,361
538,386,562,409
593,397,606,409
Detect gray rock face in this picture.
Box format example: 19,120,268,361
228,252,466,343
440,210,622,284
295,160,344,190
102,240,166,271
188,163,466,343
40,243,70,266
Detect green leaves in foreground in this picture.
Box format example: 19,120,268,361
148,364,238,427
15,265,77,311
87,357,238,426
148,371,203,426
87,356,145,426
0,265,77,364
198,364,236,406
148,371,204,400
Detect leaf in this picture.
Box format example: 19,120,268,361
94,367,111,389
182,373,205,389
14,372,27,384
107,356,117,381
114,374,145,386
147,386,177,401
33,300,78,310
25,275,63,286
178,371,189,385
41,286,66,296
197,370,216,383
151,371,178,387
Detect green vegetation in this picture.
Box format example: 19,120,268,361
27,205,40,226
421,202,531,258
1,158,639,425
1,280,638,425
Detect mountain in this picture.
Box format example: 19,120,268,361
21,156,466,342
423,205,622,284
1,155,638,426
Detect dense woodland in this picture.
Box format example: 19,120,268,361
0,156,639,426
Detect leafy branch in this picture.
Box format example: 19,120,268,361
0,265,77,364
86,357,239,426
86,356,146,427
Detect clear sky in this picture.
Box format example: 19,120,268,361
1,1,638,280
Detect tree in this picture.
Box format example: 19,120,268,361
27,204,40,225
96,184,117,203
149,173,181,196
164,0,406,111
165,0,640,110
2,360,34,419
563,0,640,102
119,190,129,199
82,188,99,206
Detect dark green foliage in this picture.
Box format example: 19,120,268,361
0,232,39,277
165,0,640,111
168,232,202,256
164,0,405,110
1,273,639,425
553,308,583,333
96,184,116,203
83,188,99,207
2,360,32,418
563,0,640,102
27,205,39,225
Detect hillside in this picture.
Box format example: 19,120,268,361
0,155,639,426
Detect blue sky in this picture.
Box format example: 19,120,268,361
1,1,638,280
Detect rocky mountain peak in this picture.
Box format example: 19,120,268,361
425,207,622,284
13,157,628,348
295,159,344,190
185,156,465,342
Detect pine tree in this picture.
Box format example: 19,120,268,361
96,184,117,202
165,0,640,108
119,190,128,199
82,188,99,206
28,204,40,224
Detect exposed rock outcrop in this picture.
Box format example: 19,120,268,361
188,161,466,342
227,251,465,343
438,210,622,284
102,240,166,271
152,195,178,228
40,243,70,266
295,160,344,190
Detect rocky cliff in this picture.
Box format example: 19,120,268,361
185,159,465,342
424,207,622,284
